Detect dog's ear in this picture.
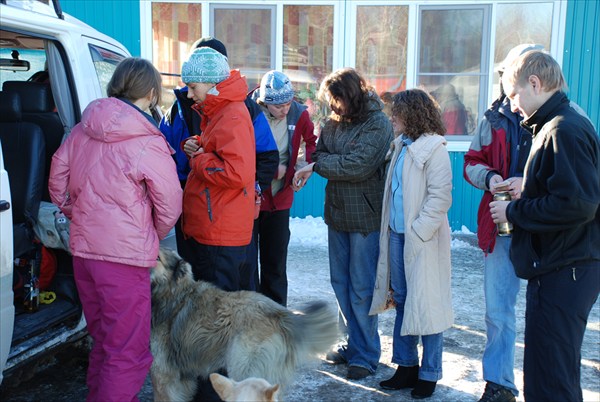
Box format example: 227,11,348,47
266,384,280,402
209,373,234,401
172,256,192,282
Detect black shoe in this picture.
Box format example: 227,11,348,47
347,366,371,380
325,345,347,365
478,382,516,402
411,379,436,399
379,365,419,390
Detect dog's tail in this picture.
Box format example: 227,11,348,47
289,301,338,358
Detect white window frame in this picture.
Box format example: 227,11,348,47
140,0,567,151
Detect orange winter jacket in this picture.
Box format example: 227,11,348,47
182,70,256,246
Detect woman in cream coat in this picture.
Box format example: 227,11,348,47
370,89,453,399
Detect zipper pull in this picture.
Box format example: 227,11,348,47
572,267,576,281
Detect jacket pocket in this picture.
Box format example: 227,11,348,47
510,228,541,279
362,192,383,216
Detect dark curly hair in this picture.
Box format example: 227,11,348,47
391,89,446,140
317,68,373,123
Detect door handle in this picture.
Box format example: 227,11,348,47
0,200,10,211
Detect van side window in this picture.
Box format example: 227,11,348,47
89,44,125,97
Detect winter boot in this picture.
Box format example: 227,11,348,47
478,382,516,402
379,365,419,390
411,379,437,399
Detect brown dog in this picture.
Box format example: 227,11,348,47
150,247,338,401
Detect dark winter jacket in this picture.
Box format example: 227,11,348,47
160,86,279,190
463,95,531,253
313,94,393,234
505,91,600,279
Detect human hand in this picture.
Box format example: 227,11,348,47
489,174,504,194
489,200,510,224
507,177,523,200
277,164,287,180
292,162,315,191
183,137,200,158
492,177,523,199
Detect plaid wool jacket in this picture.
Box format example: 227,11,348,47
313,95,393,234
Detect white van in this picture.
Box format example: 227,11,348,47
0,0,134,385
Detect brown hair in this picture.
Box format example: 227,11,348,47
503,50,566,93
317,68,373,123
391,89,446,140
107,57,162,107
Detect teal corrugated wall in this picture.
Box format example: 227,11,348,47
61,0,140,56
562,0,600,131
290,154,482,233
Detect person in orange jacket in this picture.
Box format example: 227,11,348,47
180,47,256,291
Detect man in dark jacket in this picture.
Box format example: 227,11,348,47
490,50,599,401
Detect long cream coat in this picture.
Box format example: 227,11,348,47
369,134,454,336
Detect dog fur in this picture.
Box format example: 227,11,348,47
209,373,280,402
150,248,338,401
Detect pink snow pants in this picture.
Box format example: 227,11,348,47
73,257,153,402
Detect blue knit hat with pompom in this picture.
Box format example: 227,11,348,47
258,70,294,105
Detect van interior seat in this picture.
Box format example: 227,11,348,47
2,81,63,201
0,90,46,259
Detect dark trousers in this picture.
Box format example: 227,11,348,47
174,179,195,262
523,261,600,401
240,209,290,306
174,216,194,261
185,238,247,402
239,219,259,291
185,238,247,292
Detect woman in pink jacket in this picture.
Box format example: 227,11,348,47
49,58,182,402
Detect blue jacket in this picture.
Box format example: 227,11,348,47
160,86,279,189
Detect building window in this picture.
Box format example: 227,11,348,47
211,4,275,89
151,2,202,108
417,5,490,136
492,2,553,99
283,4,334,133
355,4,409,117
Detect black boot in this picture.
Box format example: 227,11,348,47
379,365,419,390
411,379,437,399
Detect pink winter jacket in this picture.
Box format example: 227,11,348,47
49,97,182,267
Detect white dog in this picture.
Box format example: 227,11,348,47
209,373,280,402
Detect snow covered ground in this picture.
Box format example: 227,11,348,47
283,216,600,402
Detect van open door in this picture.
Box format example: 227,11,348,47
0,140,15,385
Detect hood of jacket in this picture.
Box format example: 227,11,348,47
82,97,163,143
193,70,248,123
405,133,447,169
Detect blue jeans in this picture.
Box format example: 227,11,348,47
483,236,521,395
328,228,381,372
389,231,443,382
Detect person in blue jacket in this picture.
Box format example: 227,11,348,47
160,37,279,260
